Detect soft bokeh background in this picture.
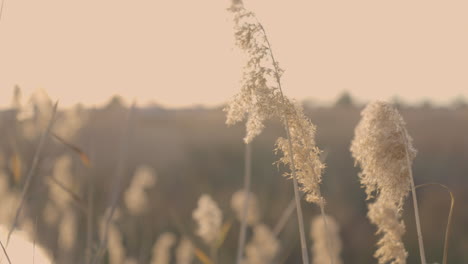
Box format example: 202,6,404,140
0,91,467,263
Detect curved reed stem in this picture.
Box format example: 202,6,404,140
415,183,455,264
255,22,309,264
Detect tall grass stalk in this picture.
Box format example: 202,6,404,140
235,143,252,264
415,183,454,264
257,22,336,264
7,101,58,245
226,3,331,262
0,239,12,264
86,163,95,264
403,129,426,264
351,101,421,264
257,22,308,262
273,151,329,236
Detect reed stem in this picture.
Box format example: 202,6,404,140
256,22,310,264
235,143,252,264
403,129,427,264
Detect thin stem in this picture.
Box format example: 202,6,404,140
273,194,300,236
273,151,329,237
415,183,454,264
86,168,94,264
403,129,427,264
0,240,11,264
235,143,252,264
319,200,335,264
256,22,309,264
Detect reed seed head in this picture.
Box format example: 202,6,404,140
368,199,408,264
310,215,343,264
150,232,177,264
350,100,416,208
231,190,260,226
275,102,325,204
243,224,279,264
175,237,194,264
192,194,223,245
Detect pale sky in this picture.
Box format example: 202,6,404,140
1,0,467,108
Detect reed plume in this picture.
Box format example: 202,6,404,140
150,232,176,264
231,190,260,226
192,194,223,246
310,215,343,264
226,2,326,263
175,237,194,264
242,224,279,264
124,165,157,216
351,100,426,264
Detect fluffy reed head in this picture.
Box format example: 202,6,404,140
350,100,416,207
310,215,343,264
231,190,260,226
225,4,284,144
351,101,415,264
58,209,77,252
124,165,157,215
150,232,176,264
275,102,325,205
192,194,223,245
175,237,194,264
243,224,280,264
226,3,325,205
368,199,407,264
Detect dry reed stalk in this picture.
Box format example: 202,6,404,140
235,142,252,264
0,240,12,264
226,3,329,263
7,101,58,245
351,101,425,264
403,130,426,264
86,164,95,264
415,183,455,264
273,150,329,236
